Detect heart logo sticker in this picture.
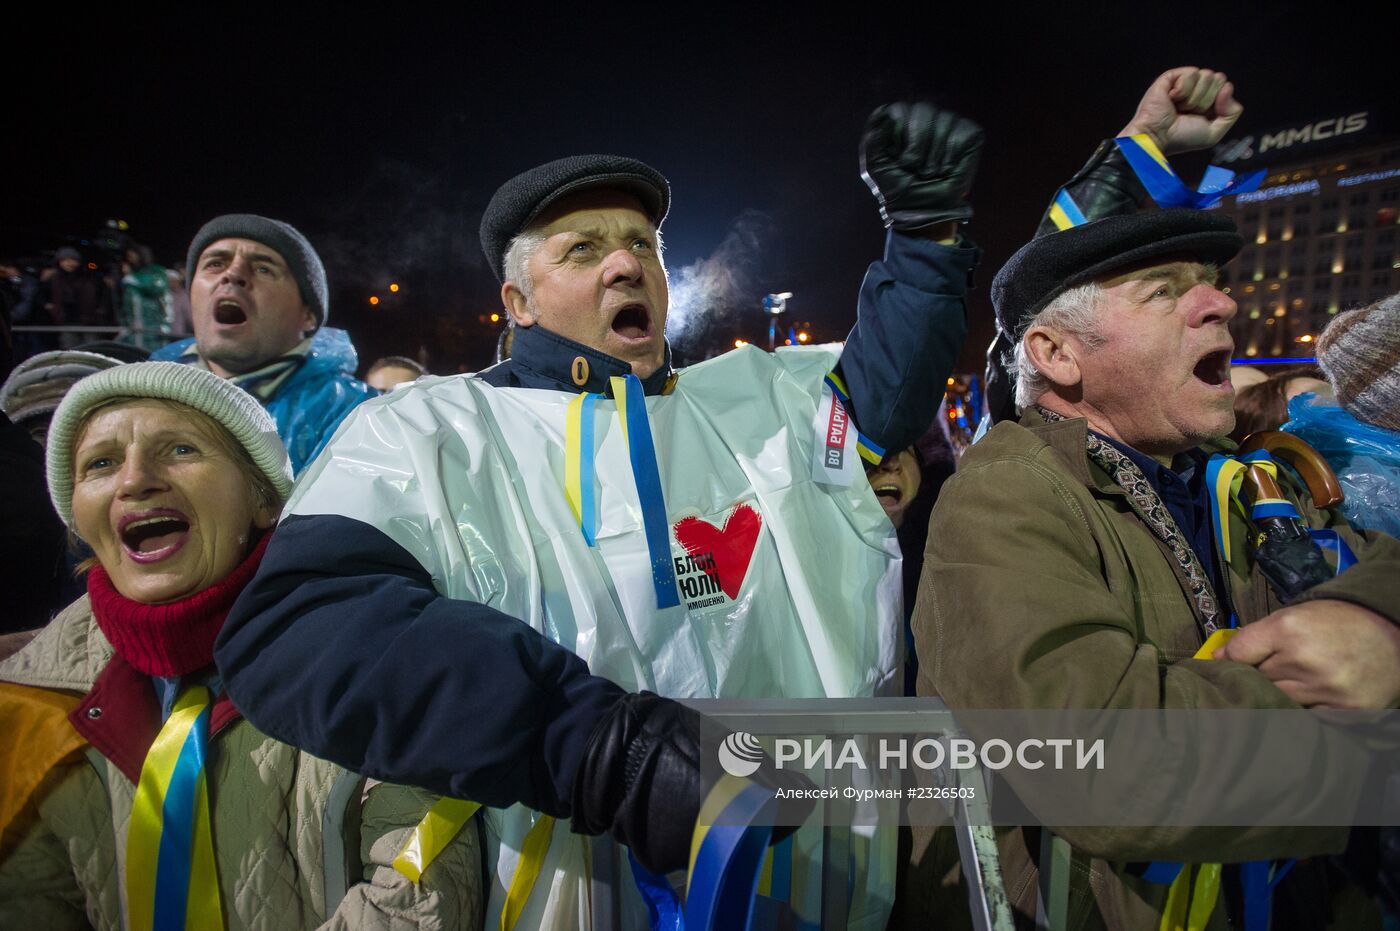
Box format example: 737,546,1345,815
672,503,763,601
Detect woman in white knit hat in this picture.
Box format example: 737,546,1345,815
0,362,483,930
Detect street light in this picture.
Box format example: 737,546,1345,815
762,292,793,351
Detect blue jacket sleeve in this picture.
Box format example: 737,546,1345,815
833,231,980,458
216,514,627,815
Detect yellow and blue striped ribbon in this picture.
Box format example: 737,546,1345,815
561,379,681,607
686,774,779,931
1205,454,1249,560
126,685,224,931
611,375,681,609
564,392,601,545
1115,134,1264,209
1048,188,1089,231
823,373,886,465
392,796,482,883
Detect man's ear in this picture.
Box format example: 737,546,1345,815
300,303,317,335
1024,326,1084,390
502,282,536,328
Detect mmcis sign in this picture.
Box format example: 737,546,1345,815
1214,111,1371,165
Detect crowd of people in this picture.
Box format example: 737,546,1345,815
0,65,1397,931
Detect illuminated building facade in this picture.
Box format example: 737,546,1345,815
1209,108,1399,359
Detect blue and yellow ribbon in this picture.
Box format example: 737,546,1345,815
564,391,600,545
823,373,885,466
612,375,681,609
1115,134,1265,209
1205,454,1249,559
686,774,779,931
561,376,680,608
1209,450,1357,576
126,685,224,931
1048,188,1089,231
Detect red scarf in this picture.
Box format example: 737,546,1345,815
87,533,272,677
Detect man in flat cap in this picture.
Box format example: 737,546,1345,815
218,112,983,927
150,214,376,473
902,209,1400,928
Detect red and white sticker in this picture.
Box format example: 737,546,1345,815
672,503,763,610
811,380,856,487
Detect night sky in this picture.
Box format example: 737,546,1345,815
7,5,1392,375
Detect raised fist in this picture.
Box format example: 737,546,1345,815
861,102,983,233
1119,67,1244,156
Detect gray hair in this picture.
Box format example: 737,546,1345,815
502,228,549,303
1012,282,1104,410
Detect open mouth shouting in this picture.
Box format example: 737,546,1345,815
1192,347,1234,392
872,482,906,517
119,508,192,563
213,297,249,326
610,303,653,342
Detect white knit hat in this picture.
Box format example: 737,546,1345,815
46,362,294,526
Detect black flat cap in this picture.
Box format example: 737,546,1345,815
480,155,670,282
992,209,1243,335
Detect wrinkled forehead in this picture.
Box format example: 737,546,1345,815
74,398,223,449
197,237,290,268
530,189,655,239
1096,257,1219,291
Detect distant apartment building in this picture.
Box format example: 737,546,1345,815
1209,107,1399,359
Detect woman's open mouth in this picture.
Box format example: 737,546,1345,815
873,483,905,515
610,304,652,341
119,509,192,563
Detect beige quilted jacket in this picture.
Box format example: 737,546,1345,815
0,597,484,930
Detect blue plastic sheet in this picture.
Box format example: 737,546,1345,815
1283,393,1400,537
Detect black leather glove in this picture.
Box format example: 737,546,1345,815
570,691,816,874
1033,138,1149,237
860,102,984,232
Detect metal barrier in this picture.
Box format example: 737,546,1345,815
648,698,1017,931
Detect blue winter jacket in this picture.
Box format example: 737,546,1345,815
151,327,378,474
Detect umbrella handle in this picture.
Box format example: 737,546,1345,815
1237,431,1344,509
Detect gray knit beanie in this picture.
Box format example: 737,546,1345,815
186,214,329,328
1315,293,1400,432
1,349,133,426
46,362,294,526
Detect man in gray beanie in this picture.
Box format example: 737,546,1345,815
150,214,375,474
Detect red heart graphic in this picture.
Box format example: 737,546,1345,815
673,503,763,601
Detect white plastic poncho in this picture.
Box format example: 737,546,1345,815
287,343,901,929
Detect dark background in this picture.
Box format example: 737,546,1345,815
5,4,1392,375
